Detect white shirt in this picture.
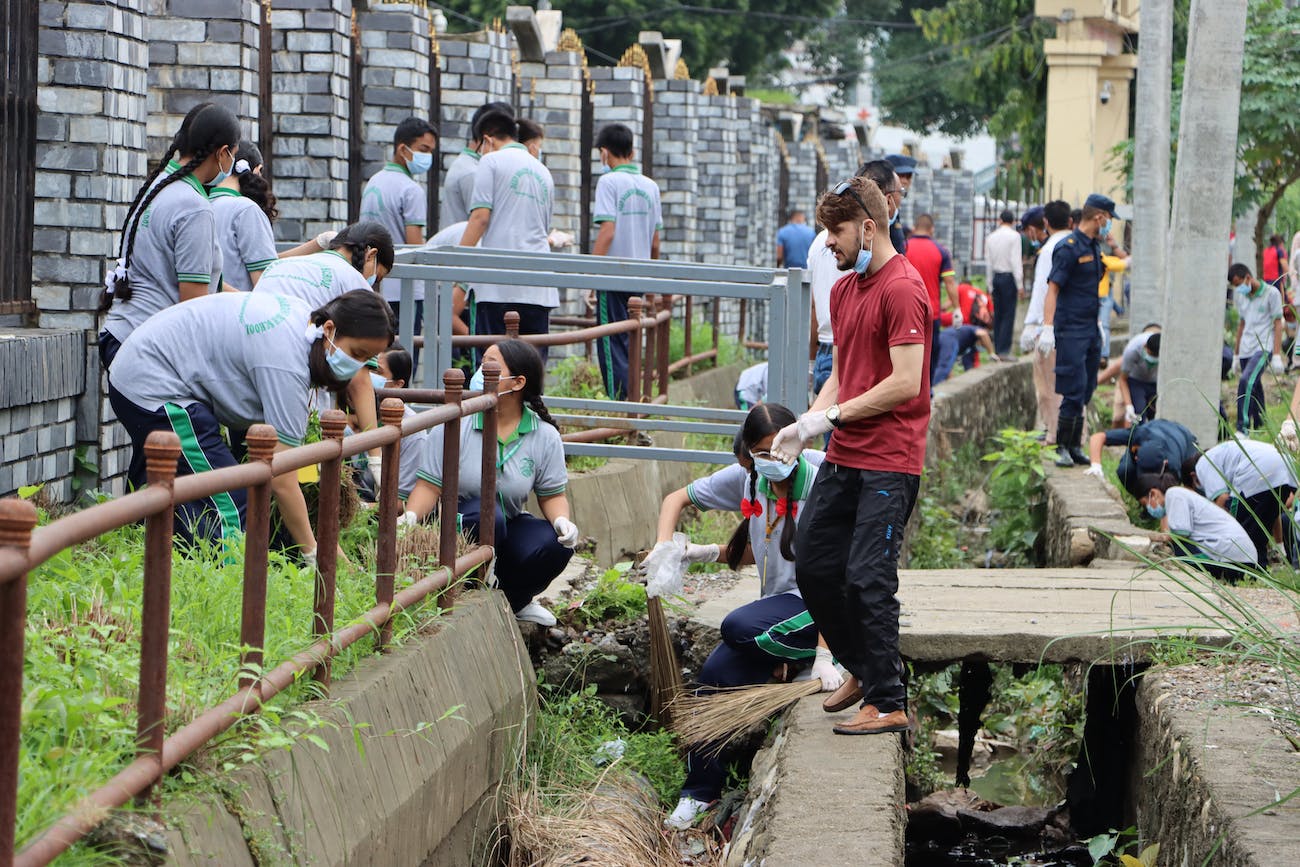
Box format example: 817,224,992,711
985,224,1023,292
807,229,840,344
1025,230,1068,327
1164,487,1257,565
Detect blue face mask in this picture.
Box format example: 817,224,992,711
366,271,377,287
853,224,873,275
407,150,433,175
1140,350,1158,366
1146,502,1165,519
211,149,233,187
326,336,365,381
753,456,796,482
469,366,485,392
369,372,388,390
1101,219,1113,238
890,208,900,227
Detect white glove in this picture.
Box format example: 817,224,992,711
811,647,844,693
1124,404,1140,426
683,542,720,564
303,549,318,570
1280,418,1299,451
772,410,834,462
1019,326,1038,354
368,453,382,490
1035,325,1055,356
315,229,338,249
553,516,579,548
397,510,419,528
644,535,687,599
1272,353,1286,375
1084,462,1105,479
950,309,963,329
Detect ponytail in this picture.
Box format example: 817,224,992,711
233,139,278,222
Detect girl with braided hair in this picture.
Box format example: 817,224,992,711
99,102,241,367
404,339,577,626
210,139,330,291
640,403,841,830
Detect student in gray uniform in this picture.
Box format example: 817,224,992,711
641,404,841,830
361,116,437,337
1140,473,1258,583
590,123,662,399
1183,439,1298,566
352,345,427,503
209,140,328,291
99,102,241,367
441,101,513,228
107,290,396,554
518,118,545,160
404,339,578,626
458,110,556,356
1117,330,1160,425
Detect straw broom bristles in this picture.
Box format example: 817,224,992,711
671,680,822,754
646,596,683,728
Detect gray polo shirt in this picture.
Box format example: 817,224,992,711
1194,439,1297,501
1164,487,1257,565
685,450,825,598
1234,282,1283,357
351,382,427,500
109,292,315,446
440,148,480,226
103,160,222,345
466,143,556,307
252,250,374,310
417,406,567,519
1119,332,1158,383
360,162,426,302
593,163,662,260
210,188,278,292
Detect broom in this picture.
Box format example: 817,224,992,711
637,550,684,729
671,680,822,755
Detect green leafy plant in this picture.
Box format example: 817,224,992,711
982,428,1052,566
574,564,647,626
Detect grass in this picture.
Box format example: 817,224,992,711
16,502,452,860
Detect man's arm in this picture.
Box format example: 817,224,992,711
459,208,490,247
650,229,661,260
592,221,616,257
1043,282,1059,326
1275,316,1285,357
834,343,925,423
1116,371,1132,408
1234,319,1244,356
809,300,819,360
404,225,424,245
943,274,961,313
776,241,785,267
809,348,840,411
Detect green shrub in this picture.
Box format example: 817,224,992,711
982,428,1051,566
574,564,647,626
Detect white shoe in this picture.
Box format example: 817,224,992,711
515,601,557,627
664,796,711,830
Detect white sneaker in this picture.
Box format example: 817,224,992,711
515,601,557,627
664,796,711,830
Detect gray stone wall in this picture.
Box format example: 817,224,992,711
695,94,737,266
951,170,975,278
0,331,87,501
358,3,433,183
788,141,819,221
652,79,700,263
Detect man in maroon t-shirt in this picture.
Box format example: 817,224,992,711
906,213,963,386
772,176,932,736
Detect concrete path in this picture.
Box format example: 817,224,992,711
693,566,1228,666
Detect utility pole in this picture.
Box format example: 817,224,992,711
1128,0,1172,331
1158,0,1248,446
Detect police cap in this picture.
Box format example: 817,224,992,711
1084,193,1118,218
885,154,917,176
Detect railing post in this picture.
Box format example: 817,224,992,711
504,310,520,339
657,294,671,398
0,499,38,866
642,294,656,401
683,295,693,374
478,362,500,554
312,410,347,688
627,296,643,405
711,295,721,368
738,298,748,349
239,426,278,694
440,369,465,601
137,431,181,811
375,398,405,651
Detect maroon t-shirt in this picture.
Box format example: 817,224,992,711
826,254,932,475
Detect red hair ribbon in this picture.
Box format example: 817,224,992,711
775,499,797,519
741,498,763,518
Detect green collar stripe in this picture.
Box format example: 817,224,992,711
472,406,538,441
461,148,481,160
756,456,813,502
611,163,642,174
208,187,240,199
502,142,528,152
385,161,412,177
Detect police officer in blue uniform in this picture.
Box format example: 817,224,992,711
885,154,917,253
1036,193,1118,467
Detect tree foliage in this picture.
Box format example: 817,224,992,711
443,0,894,101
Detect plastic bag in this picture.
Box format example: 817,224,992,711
642,534,687,599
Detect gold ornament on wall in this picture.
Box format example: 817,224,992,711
702,77,719,96
558,27,583,53
673,58,690,80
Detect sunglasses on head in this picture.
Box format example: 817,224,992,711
832,180,872,218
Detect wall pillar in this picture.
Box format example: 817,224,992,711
357,3,432,185
695,93,737,265
1128,0,1173,331
652,78,701,262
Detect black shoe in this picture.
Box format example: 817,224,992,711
1069,446,1090,466
1055,445,1076,468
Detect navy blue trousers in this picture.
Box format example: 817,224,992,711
473,301,550,363
595,290,634,400
108,388,247,548
990,272,1017,356
1054,328,1102,416
681,592,818,801
458,497,573,611
1129,378,1157,421
388,299,423,378
1236,352,1269,433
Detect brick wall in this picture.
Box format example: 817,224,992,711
652,79,700,263
358,3,433,183
0,331,86,501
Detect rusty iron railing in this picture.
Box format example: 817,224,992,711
0,366,503,866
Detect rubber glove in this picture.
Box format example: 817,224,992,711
303,549,318,571
643,536,687,598
1280,418,1299,451
553,516,579,548
369,453,382,491
950,309,963,329
397,510,419,528
1019,326,1038,354
1035,325,1055,356
1124,404,1140,426
772,410,833,462
1272,353,1286,375
811,647,844,692
1084,463,1105,479
315,229,338,250
683,542,720,564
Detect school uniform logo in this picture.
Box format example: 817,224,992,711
618,188,654,215
520,457,535,478
508,168,551,207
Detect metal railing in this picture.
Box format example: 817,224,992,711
0,368,504,866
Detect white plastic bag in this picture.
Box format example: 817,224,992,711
642,534,688,599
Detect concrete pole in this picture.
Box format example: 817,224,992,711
1158,0,1248,446
1233,206,1258,270
1128,0,1172,331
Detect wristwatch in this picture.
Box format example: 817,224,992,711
826,404,843,428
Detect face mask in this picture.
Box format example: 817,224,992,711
366,271,377,287
469,366,485,391
1031,239,1042,250
211,149,233,186
890,207,900,227
1140,350,1158,366
1101,219,1113,238
853,223,873,275
326,336,364,381
369,372,388,390
754,456,796,482
407,150,433,175
1146,502,1165,519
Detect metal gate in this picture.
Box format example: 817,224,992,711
0,0,38,317
258,0,274,181
427,24,442,232
578,77,594,253
347,7,365,224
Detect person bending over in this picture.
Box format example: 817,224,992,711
1139,473,1257,584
